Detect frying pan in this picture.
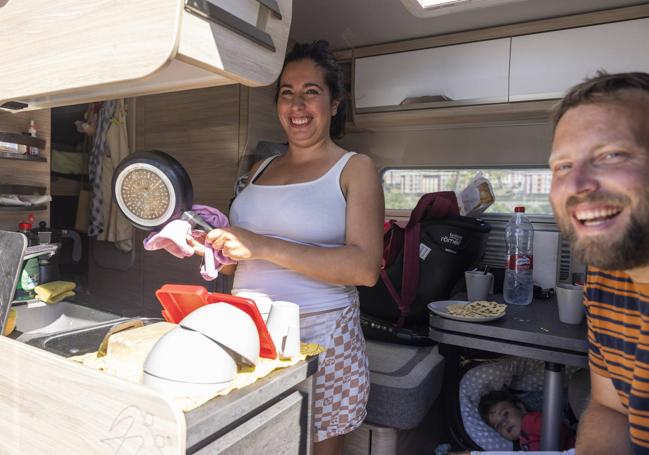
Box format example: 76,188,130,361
112,150,212,231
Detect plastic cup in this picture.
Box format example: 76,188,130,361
465,270,494,302
232,290,273,322
556,283,585,325
266,301,300,359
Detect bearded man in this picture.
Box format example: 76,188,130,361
549,71,649,455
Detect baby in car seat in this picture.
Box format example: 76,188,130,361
478,389,575,451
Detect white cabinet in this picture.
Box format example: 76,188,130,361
510,18,649,101
0,0,291,111
354,38,511,111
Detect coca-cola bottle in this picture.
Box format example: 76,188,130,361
503,206,534,305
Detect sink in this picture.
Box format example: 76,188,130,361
10,301,162,357
13,300,123,341
23,317,162,357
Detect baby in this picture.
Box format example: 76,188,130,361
478,390,575,451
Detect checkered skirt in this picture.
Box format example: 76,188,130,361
312,298,369,442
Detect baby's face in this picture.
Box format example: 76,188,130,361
487,401,525,441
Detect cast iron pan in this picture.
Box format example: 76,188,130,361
112,150,211,231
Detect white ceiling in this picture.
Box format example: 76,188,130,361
290,0,647,51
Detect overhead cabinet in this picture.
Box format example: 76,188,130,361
509,17,649,101
352,16,649,116
354,38,511,112
0,0,292,112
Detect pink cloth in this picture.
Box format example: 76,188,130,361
143,205,235,280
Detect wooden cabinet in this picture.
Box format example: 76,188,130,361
510,17,649,101
0,0,292,112
354,38,511,112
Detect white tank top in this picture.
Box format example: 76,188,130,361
229,151,358,315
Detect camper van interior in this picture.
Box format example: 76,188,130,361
1,0,649,453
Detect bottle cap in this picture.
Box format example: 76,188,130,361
514,206,525,213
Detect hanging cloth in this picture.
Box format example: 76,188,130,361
88,100,116,237
97,100,133,252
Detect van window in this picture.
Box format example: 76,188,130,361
382,167,553,215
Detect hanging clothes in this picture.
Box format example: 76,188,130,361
96,100,133,252
88,100,116,237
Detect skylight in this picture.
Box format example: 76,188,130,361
417,0,468,9
401,0,526,18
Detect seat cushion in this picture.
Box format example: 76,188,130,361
364,340,445,430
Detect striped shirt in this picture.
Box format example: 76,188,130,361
586,267,649,453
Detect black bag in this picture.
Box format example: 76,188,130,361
359,192,491,333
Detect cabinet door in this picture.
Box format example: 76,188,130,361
510,18,649,101
354,38,511,112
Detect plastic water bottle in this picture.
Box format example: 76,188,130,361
503,206,534,305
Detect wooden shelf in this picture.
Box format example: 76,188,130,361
0,184,46,195
0,151,46,162
352,99,557,129
0,131,46,148
0,205,48,212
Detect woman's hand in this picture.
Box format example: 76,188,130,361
186,231,207,257
205,227,266,261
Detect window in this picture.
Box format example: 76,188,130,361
382,167,553,215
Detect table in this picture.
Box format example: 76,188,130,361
429,295,588,451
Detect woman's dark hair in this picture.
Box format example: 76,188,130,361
478,389,524,424
553,71,649,127
276,40,348,139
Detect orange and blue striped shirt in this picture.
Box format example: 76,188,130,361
586,267,649,453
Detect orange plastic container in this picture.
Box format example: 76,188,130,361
155,284,277,359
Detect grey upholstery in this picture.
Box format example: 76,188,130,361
364,340,445,430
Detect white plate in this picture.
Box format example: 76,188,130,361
427,300,506,322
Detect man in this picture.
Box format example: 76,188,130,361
549,71,649,454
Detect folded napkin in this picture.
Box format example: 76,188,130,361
142,205,235,280
35,281,77,304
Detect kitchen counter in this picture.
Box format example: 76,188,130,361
0,335,318,454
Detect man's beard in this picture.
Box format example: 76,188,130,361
555,191,649,270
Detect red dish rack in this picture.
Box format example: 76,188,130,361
155,284,277,359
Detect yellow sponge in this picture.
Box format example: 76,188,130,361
3,309,16,336
35,281,77,304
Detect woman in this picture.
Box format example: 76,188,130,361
192,41,384,454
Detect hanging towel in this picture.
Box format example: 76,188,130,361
142,205,235,280
88,100,117,237
97,99,133,252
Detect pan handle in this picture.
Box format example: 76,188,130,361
181,211,214,232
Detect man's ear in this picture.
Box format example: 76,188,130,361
516,401,527,413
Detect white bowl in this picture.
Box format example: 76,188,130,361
180,303,260,367
142,371,231,397
143,326,237,384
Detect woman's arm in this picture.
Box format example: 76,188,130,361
575,370,632,454
206,154,385,287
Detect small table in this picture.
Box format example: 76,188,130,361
429,295,588,451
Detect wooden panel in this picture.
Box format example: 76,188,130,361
0,109,51,230
243,85,286,162
196,391,306,454
137,85,240,212
90,85,244,315
0,0,181,105
0,337,185,454
178,0,293,86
